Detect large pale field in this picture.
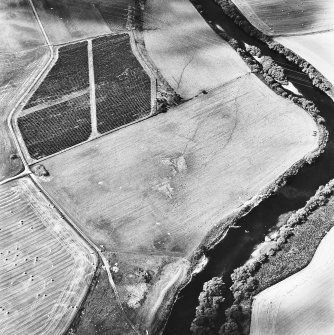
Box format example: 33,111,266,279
275,32,334,86
37,74,317,258
0,178,97,335
32,0,111,44
231,0,334,35
143,0,249,99
0,0,49,180
250,226,334,335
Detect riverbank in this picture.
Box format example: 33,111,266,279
165,0,334,334
250,193,334,335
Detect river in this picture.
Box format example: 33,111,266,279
163,1,334,334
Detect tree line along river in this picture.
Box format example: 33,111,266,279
163,1,334,334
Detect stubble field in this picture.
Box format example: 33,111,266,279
0,177,97,335
143,0,249,99
230,0,334,35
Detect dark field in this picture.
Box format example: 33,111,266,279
93,34,151,134
25,41,89,109
254,196,334,293
18,94,91,159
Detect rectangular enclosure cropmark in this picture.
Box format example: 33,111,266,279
93,34,152,134
18,94,91,159
25,41,89,109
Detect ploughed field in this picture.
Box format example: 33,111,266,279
0,177,97,335
230,0,334,35
93,34,152,134
17,34,152,160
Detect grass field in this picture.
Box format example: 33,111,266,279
36,74,317,256
251,223,334,335
275,32,334,86
143,0,249,99
231,0,334,35
93,34,152,134
0,177,97,335
31,0,110,45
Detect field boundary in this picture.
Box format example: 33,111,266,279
129,30,157,115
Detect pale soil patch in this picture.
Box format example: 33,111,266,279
143,0,249,99
0,0,50,180
250,226,334,335
0,177,97,335
275,31,334,86
231,0,334,35
32,0,111,45
37,74,318,258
